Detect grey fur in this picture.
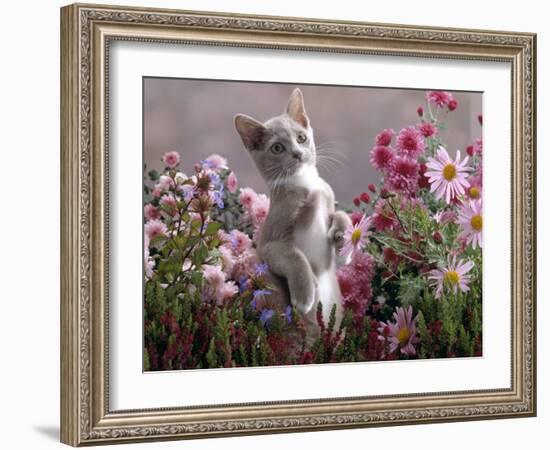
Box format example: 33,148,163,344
234,88,351,337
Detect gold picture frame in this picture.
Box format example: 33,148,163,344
60,3,536,446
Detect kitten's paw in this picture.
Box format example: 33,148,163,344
294,296,316,315
291,279,317,315
328,211,352,249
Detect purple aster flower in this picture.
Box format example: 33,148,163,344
238,276,249,294
260,308,275,326
209,173,221,188
284,305,292,324
212,187,224,209
200,159,216,170
255,263,269,277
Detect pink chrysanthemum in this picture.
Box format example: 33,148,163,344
204,153,228,171
337,252,376,321
156,175,175,193
226,171,238,193
162,151,180,168
250,194,270,228
218,245,236,274
434,209,457,224
425,91,453,107
159,194,178,217
215,281,239,305
416,122,438,138
144,219,168,240
238,187,258,210
227,229,253,254
458,199,483,249
425,147,472,204
202,264,226,287
144,203,160,220
395,126,426,158
386,156,419,195
465,174,482,200
369,145,395,171
340,215,371,258
429,255,474,299
378,305,419,356
371,200,398,232
375,128,395,146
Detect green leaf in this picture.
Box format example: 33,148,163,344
205,221,222,236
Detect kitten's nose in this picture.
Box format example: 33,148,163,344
292,150,303,161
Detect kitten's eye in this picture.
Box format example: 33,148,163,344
297,132,307,144
270,143,286,154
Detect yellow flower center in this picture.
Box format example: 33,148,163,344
469,186,481,198
442,163,457,181
351,228,362,245
470,214,483,231
396,328,410,345
444,270,460,286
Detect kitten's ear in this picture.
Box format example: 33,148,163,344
286,88,309,128
234,114,265,151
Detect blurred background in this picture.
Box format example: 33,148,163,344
144,78,482,204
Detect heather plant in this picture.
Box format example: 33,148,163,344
143,90,483,370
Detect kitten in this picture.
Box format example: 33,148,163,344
234,88,351,337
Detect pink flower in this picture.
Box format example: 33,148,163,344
337,252,376,321
372,200,398,232
144,204,160,220
203,153,228,171
458,199,483,249
434,209,457,224
425,147,472,204
369,145,395,171
447,98,458,111
429,255,474,299
215,281,239,304
239,187,258,210
202,264,225,287
218,245,236,274
378,305,419,356
426,91,453,107
226,171,238,193
144,219,167,240
466,173,482,199
350,211,363,226
340,215,371,258
156,175,175,192
386,156,419,195
232,249,259,279
395,126,426,158
159,194,178,217
227,229,253,254
375,128,395,146
250,194,270,228
162,151,180,168
416,122,438,138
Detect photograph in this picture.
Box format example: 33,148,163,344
142,79,483,371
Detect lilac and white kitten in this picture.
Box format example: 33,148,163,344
234,88,351,337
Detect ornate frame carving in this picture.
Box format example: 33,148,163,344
60,3,536,446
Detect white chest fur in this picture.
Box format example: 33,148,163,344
290,165,343,320
291,166,330,266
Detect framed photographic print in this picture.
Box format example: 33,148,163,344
60,3,537,446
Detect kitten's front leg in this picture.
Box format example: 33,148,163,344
259,241,317,315
328,210,352,267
